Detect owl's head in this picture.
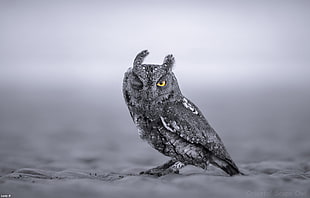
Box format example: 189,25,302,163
124,50,182,105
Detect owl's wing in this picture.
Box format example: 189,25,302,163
160,97,239,172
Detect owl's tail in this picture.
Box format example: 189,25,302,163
211,156,242,176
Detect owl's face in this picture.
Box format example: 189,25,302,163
124,50,181,106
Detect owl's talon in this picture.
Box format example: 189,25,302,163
139,168,179,177
139,168,160,175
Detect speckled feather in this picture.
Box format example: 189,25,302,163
123,50,240,176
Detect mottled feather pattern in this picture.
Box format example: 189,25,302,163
123,50,241,176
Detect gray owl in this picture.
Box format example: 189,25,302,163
123,50,241,176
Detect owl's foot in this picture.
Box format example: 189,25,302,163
139,159,176,176
140,167,179,177
140,160,185,177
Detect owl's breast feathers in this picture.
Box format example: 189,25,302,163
158,97,238,169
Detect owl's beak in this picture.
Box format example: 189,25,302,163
145,92,155,102
144,86,157,102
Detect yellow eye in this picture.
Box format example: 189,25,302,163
156,80,166,87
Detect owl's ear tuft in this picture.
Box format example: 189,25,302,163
163,54,175,71
133,50,149,67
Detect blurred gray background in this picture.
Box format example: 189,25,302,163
0,0,309,198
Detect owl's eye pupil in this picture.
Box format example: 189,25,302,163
157,80,166,87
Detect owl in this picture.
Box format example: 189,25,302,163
123,50,241,176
